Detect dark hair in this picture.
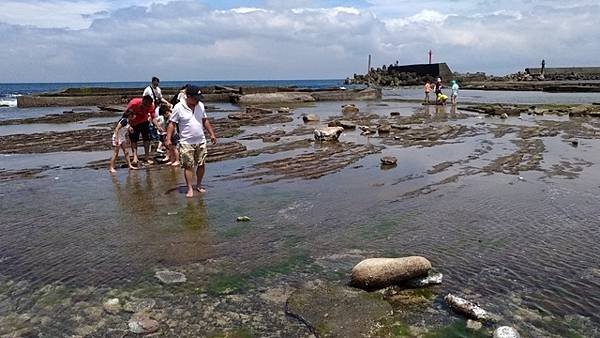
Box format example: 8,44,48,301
152,76,160,83
159,104,171,116
142,95,153,103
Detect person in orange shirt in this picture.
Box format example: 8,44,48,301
424,80,432,103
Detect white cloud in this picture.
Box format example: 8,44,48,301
0,0,598,81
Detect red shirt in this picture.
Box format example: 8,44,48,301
126,98,155,126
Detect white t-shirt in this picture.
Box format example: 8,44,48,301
170,100,207,145
143,85,162,102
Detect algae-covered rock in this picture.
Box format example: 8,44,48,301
351,257,431,290
285,283,392,337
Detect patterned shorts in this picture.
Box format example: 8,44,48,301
179,143,208,168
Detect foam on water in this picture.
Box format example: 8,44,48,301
0,95,18,107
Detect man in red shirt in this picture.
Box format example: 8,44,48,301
126,95,163,164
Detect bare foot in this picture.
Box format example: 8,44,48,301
146,159,154,165
128,166,139,170
109,168,117,173
171,161,180,167
165,161,172,166
195,186,206,193
186,190,194,198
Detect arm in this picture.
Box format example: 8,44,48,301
203,118,217,144
161,97,172,108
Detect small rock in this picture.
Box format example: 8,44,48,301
466,319,482,330
571,139,579,147
123,298,156,313
500,113,509,119
378,125,391,133
278,107,290,113
128,318,159,334
102,298,121,315
493,326,520,338
391,124,411,130
380,156,398,166
444,294,492,321
390,112,400,116
303,113,320,123
342,104,359,113
351,256,432,290
328,120,342,127
314,127,344,142
262,136,280,143
154,270,187,284
404,271,443,288
237,216,251,222
339,121,356,129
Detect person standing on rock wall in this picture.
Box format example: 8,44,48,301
165,85,217,198
127,95,163,165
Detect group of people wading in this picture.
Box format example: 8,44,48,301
424,77,459,105
109,77,217,198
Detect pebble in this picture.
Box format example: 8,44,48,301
102,298,121,315
155,270,187,284
128,318,159,334
237,216,251,222
466,319,482,330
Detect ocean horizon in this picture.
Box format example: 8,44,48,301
0,79,346,107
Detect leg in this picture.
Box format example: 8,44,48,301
131,141,139,163
122,143,137,170
195,165,206,192
170,146,180,166
143,140,151,163
140,122,153,164
194,144,208,192
109,146,119,173
184,167,194,197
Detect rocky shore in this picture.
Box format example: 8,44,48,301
345,64,600,92
2,93,600,337
17,86,381,107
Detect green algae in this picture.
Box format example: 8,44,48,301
424,321,489,338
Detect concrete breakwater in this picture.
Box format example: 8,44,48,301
17,86,381,107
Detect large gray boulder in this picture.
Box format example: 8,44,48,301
350,256,432,290
314,127,344,142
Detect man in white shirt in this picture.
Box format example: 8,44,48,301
165,85,217,198
143,76,172,109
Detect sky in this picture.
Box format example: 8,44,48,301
1,0,598,82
